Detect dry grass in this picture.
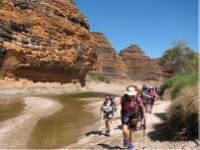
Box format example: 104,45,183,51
166,85,198,139
0,98,25,122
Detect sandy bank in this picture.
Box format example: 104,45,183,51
0,97,63,149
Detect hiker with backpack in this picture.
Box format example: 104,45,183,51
114,86,146,149
140,84,151,113
100,95,116,136
146,87,157,114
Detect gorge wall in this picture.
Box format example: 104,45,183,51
119,45,162,80
92,32,162,81
91,32,130,81
0,0,163,84
0,0,97,86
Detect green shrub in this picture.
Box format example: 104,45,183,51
160,73,198,98
88,72,110,83
0,0,4,8
159,41,198,75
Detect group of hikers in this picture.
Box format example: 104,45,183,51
100,84,160,150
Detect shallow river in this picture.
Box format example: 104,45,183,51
27,92,109,149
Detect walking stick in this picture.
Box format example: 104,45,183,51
97,111,102,131
142,117,146,149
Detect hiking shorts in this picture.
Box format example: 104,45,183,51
103,112,113,120
146,99,152,105
121,112,140,129
151,99,155,105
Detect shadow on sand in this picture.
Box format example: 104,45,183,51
147,112,193,142
97,143,125,149
86,130,109,137
147,112,173,141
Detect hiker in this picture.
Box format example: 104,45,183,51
155,85,161,95
137,92,146,129
140,84,150,112
146,87,157,113
100,95,116,136
115,86,146,149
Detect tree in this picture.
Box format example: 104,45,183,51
160,41,198,74
0,0,4,8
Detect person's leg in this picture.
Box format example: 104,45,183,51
128,114,139,149
150,104,153,113
105,120,111,135
128,128,136,149
147,103,151,113
122,124,129,147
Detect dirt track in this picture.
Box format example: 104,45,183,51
66,100,198,149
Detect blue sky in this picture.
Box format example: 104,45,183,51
75,0,198,58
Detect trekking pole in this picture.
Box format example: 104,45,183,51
156,100,157,113
142,117,146,149
88,110,102,149
97,111,102,131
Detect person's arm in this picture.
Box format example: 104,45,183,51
100,103,103,112
142,93,151,98
113,97,121,105
138,97,146,117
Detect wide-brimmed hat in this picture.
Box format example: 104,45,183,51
124,87,138,96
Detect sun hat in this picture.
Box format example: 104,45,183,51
124,87,138,96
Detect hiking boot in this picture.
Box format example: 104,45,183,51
105,130,110,136
123,138,128,147
127,143,134,150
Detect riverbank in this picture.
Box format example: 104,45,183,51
0,79,198,149
65,99,198,149
0,97,62,149
0,78,161,97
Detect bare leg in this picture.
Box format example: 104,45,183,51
122,124,129,139
105,120,111,133
128,128,136,149
122,124,129,147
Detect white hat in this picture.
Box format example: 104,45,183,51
124,87,138,96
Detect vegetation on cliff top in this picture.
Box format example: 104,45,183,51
160,41,198,139
0,0,4,8
87,71,110,83
159,41,198,75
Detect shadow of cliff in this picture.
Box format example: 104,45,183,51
147,112,174,141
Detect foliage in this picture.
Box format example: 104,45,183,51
159,41,198,74
161,72,198,139
88,71,110,83
0,0,4,8
166,85,198,138
160,73,198,98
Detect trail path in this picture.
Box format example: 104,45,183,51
0,97,63,149
66,100,198,149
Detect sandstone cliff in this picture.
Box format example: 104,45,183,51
0,0,97,86
119,45,162,80
91,32,129,81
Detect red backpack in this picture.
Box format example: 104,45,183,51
121,94,139,116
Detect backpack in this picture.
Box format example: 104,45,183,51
121,94,139,116
102,100,113,113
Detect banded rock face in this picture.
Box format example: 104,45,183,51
0,0,97,86
91,32,129,81
119,45,162,80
